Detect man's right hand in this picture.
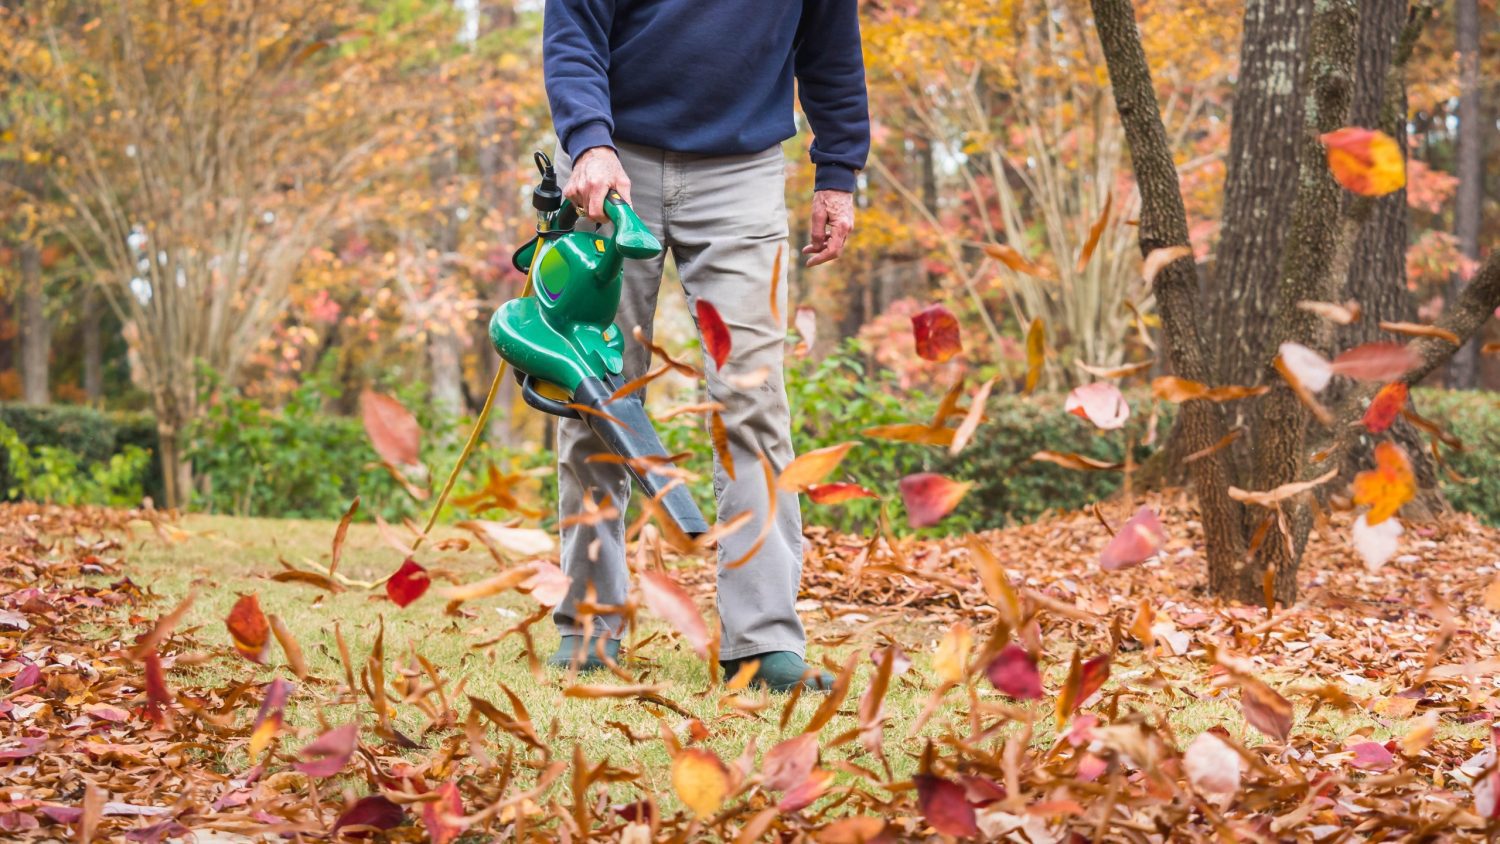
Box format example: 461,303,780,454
564,147,632,222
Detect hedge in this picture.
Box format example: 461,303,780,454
0,403,165,504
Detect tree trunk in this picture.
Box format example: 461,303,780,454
17,244,49,405
1448,0,1483,389
1211,0,1310,390
153,382,195,510
1247,0,1360,607
82,286,104,403
428,330,466,419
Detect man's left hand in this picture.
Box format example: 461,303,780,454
803,190,854,267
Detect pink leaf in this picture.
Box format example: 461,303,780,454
1099,506,1166,571
1065,382,1131,430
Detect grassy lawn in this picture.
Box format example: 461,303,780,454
102,512,1474,818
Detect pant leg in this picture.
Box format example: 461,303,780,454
664,145,807,660
552,141,668,639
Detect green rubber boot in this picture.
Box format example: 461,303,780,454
547,635,621,672
721,652,833,694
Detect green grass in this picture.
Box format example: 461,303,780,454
100,513,1476,815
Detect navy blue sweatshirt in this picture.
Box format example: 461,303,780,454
543,0,870,192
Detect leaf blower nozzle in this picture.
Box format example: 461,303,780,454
489,152,711,538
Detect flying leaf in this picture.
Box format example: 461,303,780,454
1065,382,1130,430
793,306,817,357
986,644,1043,700
1238,676,1293,742
1056,652,1110,724
519,563,570,608
1352,513,1403,572
777,442,857,492
950,377,997,455
1379,321,1459,345
1362,382,1408,433
710,410,735,481
1278,343,1334,392
639,571,709,657
1142,245,1193,284
226,594,271,664
913,774,979,838
898,473,972,529
1273,354,1334,425
762,733,819,791
805,483,879,505
421,781,465,844
984,242,1054,279
1075,359,1154,379
458,521,557,558
332,796,405,834
248,678,292,762
696,299,732,369
1297,299,1362,325
1228,468,1339,508
672,748,730,818
143,650,172,724
1184,732,1242,797
1023,318,1045,394
1320,127,1406,197
360,390,422,468
778,768,836,813
1075,191,1112,274
386,558,431,608
911,304,963,362
934,622,972,685
768,244,783,322
862,423,955,447
1152,376,1270,403
294,724,358,778
268,613,309,680
1330,342,1422,382
1030,451,1124,472
1352,442,1415,525
1099,506,1166,571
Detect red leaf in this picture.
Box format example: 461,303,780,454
143,651,171,724
1349,740,1395,772
1362,382,1408,433
696,299,732,369
805,482,879,505
10,659,40,692
1330,342,1422,382
248,678,292,761
777,768,835,813
1098,506,1166,571
360,390,422,467
639,571,709,657
914,774,979,838
911,304,963,362
421,781,465,844
332,795,405,834
762,733,819,792
985,644,1043,700
294,723,358,778
385,559,431,608
899,473,972,529
225,594,271,664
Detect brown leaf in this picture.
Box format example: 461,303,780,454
1023,318,1045,394
805,483,879,505
328,496,359,577
1273,355,1335,425
1297,299,1362,325
360,390,422,467
984,242,1054,279
1183,427,1245,465
1075,359,1154,379
862,423,955,447
1142,245,1192,284
632,325,703,380
130,590,196,660
1228,467,1339,508
709,410,736,481
1238,676,1294,742
1075,190,1112,274
1151,376,1269,403
268,613,309,680
768,244,783,322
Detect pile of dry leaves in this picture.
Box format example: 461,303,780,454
4,495,1500,841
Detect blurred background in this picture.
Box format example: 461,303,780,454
0,0,1496,530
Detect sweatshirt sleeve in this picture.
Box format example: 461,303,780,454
543,0,616,160
793,0,871,192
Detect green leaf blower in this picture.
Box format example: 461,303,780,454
489,152,710,537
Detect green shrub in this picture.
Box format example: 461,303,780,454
1411,388,1500,526
0,403,164,504
0,420,151,506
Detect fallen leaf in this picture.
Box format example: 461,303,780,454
386,559,431,608
1075,359,1154,379
421,781,465,844
332,795,405,834
911,304,963,362
899,473,972,529
986,644,1043,700
1152,376,1270,403
1238,676,1293,742
639,571,709,657
672,748,730,818
762,734,819,792
248,678,292,762
1321,127,1405,197
1065,382,1130,430
778,442,857,492
1228,468,1339,508
1055,652,1110,724
294,724,358,778
951,377,998,454
1349,741,1395,772
778,768,836,813
862,423,955,447
696,299,732,369
519,563,570,607
1099,506,1166,571
1297,300,1362,325
914,774,979,838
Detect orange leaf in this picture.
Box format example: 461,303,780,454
1055,651,1111,725
1075,359,1154,379
777,442,857,492
984,242,1054,279
911,303,963,362
639,570,709,657
862,423,955,447
1142,245,1192,284
1321,127,1406,197
1029,450,1124,472
226,593,271,664
934,621,972,685
805,482,879,505
950,377,998,455
672,748,730,818
696,299,732,369
420,781,466,844
768,244,783,322
1228,467,1339,508
710,410,735,482
1363,382,1408,433
1023,318,1045,394
1075,191,1112,274
1297,299,1362,325
898,473,971,528
1379,320,1459,345
1151,376,1269,403
1352,442,1415,525
360,390,422,468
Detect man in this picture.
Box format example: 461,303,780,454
542,0,869,692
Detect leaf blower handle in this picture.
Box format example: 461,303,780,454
604,190,663,260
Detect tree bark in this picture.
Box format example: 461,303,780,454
1089,0,1247,591
17,243,49,405
1247,0,1359,607
1211,0,1310,390
1448,0,1484,389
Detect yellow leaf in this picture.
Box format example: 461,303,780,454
1352,442,1415,525
934,622,972,685
672,748,730,818
1321,127,1405,197
1023,318,1045,395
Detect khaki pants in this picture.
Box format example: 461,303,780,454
551,140,807,660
